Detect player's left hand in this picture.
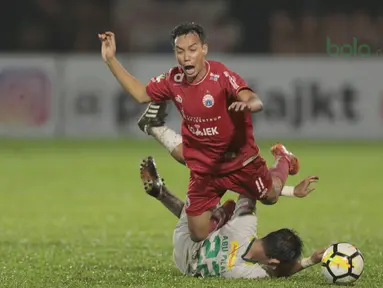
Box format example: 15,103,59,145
310,248,326,264
228,101,251,112
293,176,319,198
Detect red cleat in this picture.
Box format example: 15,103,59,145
271,143,300,175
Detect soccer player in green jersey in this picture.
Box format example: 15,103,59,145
140,156,325,279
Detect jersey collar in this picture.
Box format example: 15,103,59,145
241,237,259,264
183,61,211,86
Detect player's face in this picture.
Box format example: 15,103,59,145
174,33,208,81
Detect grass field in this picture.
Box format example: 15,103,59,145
0,139,381,288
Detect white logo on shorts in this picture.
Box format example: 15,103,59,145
255,177,268,198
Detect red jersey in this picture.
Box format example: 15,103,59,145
146,60,259,174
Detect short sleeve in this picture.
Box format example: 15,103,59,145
146,73,171,101
222,69,253,99
227,214,258,237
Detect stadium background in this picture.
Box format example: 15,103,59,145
0,0,381,287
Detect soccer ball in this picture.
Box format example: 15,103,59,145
321,242,364,284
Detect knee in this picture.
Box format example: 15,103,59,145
260,196,278,205
187,210,212,242
188,220,210,242
189,227,209,242
259,178,282,205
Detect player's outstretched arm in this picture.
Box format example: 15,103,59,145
241,91,263,112
274,248,325,277
228,90,263,113
98,32,151,103
261,176,319,205
223,69,263,113
281,176,319,198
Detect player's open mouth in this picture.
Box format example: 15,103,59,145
183,65,195,75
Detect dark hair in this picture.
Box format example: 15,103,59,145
170,22,206,47
261,228,303,263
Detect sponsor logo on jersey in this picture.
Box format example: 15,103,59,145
174,73,184,83
209,73,220,81
220,236,229,272
187,124,219,136
227,241,239,270
183,113,222,123
180,108,222,123
202,93,214,108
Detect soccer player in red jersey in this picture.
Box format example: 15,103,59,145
99,22,299,242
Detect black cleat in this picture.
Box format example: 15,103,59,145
137,102,168,135
140,156,165,198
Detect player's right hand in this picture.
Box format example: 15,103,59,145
310,248,326,264
293,176,319,198
98,32,116,62
228,101,251,112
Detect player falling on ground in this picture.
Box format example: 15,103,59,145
140,156,324,279
99,22,299,242
137,102,311,226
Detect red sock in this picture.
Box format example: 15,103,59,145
269,156,289,185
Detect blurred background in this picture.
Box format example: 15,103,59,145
0,2,381,286
2,0,383,54
0,0,382,139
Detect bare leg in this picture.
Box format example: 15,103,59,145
140,156,234,240
148,126,185,165
261,144,299,205
155,186,185,219
187,211,213,242
187,199,236,242
259,157,289,205
261,176,286,205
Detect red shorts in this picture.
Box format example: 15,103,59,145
185,156,272,216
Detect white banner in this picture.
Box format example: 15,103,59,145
60,55,182,138
8,55,379,139
128,55,383,139
221,57,383,139
0,56,59,137
61,55,122,137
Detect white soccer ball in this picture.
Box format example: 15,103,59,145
321,242,364,284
